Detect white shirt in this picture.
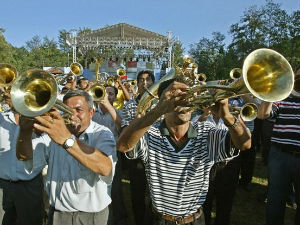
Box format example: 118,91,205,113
29,121,117,212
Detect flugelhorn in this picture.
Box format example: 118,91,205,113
11,69,73,118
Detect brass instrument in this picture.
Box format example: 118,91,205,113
116,68,126,77
56,62,83,84
137,48,295,115
10,69,73,118
0,64,18,106
88,58,106,101
129,80,137,86
0,64,18,88
187,48,294,105
230,103,258,121
137,68,176,115
229,68,242,80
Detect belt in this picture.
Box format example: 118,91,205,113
152,208,203,224
280,149,300,158
0,173,41,183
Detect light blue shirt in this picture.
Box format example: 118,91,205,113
28,120,117,212
92,106,122,140
0,110,43,181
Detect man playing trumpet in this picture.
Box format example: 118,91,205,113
117,79,251,225
16,90,117,225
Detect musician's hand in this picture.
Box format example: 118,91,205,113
99,93,111,109
211,98,231,120
156,81,188,114
33,110,72,146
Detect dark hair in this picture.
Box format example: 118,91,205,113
105,85,118,96
157,79,175,98
63,89,94,109
77,77,88,85
137,70,155,83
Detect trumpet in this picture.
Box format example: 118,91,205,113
56,62,83,84
230,103,258,121
0,64,18,88
88,58,106,101
10,69,73,118
0,64,18,106
137,48,295,115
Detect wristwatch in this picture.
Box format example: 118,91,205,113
62,134,76,149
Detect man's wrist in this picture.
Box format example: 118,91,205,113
223,115,240,128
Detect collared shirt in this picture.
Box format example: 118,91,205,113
121,97,139,128
29,121,117,212
132,120,234,217
92,106,122,140
269,94,300,152
0,110,43,181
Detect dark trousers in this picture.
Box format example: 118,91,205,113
108,152,128,225
238,146,256,187
203,156,240,225
0,173,44,225
266,145,300,225
128,158,150,225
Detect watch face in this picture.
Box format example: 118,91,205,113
66,138,75,147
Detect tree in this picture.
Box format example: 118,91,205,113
0,28,14,63
172,40,184,66
189,32,229,80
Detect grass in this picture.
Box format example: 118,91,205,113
121,154,296,225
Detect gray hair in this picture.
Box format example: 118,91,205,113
63,89,94,110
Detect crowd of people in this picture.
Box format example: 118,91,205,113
0,66,299,225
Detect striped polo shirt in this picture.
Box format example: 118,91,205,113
133,120,235,217
270,94,300,152
121,97,139,128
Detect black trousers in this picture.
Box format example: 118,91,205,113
0,173,44,225
203,156,240,225
128,158,152,225
108,152,128,225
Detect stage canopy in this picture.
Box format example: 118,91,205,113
66,23,171,60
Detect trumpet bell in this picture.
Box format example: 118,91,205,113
0,64,18,87
11,69,58,117
230,68,242,80
243,48,294,102
240,103,258,121
70,62,83,76
88,84,106,101
116,69,126,77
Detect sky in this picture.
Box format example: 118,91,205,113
0,0,299,52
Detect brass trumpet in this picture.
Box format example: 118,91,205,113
11,69,73,118
0,64,18,88
88,58,106,101
137,48,295,115
230,103,258,121
56,62,83,84
187,48,294,105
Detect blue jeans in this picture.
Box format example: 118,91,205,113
266,145,300,225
